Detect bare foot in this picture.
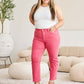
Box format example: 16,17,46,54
48,80,54,84
34,82,40,84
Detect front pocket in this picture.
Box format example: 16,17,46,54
48,28,58,33
34,30,42,38
49,30,55,33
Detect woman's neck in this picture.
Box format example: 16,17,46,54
41,3,49,7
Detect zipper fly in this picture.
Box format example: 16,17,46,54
42,29,45,41
42,28,50,41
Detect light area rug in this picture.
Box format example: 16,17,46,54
0,68,83,84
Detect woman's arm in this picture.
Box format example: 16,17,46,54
29,3,37,25
54,4,64,29
49,4,64,32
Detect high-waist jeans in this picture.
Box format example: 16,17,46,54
31,28,61,82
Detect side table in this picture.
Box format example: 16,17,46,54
0,56,12,68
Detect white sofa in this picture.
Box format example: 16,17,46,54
58,46,84,72
16,46,84,82
16,46,49,67
0,46,84,83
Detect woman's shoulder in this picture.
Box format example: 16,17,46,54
54,4,61,10
54,4,63,13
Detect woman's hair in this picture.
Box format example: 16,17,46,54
31,0,56,21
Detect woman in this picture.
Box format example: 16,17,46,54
29,0,64,84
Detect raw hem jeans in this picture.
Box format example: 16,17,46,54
31,28,61,82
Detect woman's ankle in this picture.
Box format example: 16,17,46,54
34,82,40,84
49,80,54,82
48,80,54,84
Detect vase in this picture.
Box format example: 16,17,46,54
0,33,14,57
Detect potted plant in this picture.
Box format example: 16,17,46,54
0,0,16,57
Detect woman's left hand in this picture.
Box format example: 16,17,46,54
49,25,57,32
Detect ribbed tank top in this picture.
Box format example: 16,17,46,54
34,5,57,29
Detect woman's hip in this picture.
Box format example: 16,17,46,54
33,28,60,41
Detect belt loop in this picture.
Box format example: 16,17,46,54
42,29,43,32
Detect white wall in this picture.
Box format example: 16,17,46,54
2,0,84,64
55,0,84,30
9,0,37,63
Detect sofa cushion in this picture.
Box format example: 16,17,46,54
16,58,25,62
18,50,31,57
69,62,84,82
58,56,84,72
58,46,84,57
16,55,49,67
8,62,49,80
43,49,48,56
28,46,48,56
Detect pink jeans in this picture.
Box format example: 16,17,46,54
31,28,61,82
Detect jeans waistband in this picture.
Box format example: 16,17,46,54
35,28,50,31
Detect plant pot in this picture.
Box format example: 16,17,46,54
0,33,14,57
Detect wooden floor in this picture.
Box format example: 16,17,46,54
0,64,11,69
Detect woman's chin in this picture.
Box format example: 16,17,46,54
44,1,49,4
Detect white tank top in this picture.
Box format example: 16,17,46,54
34,5,57,29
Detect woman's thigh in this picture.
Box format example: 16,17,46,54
45,29,61,59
